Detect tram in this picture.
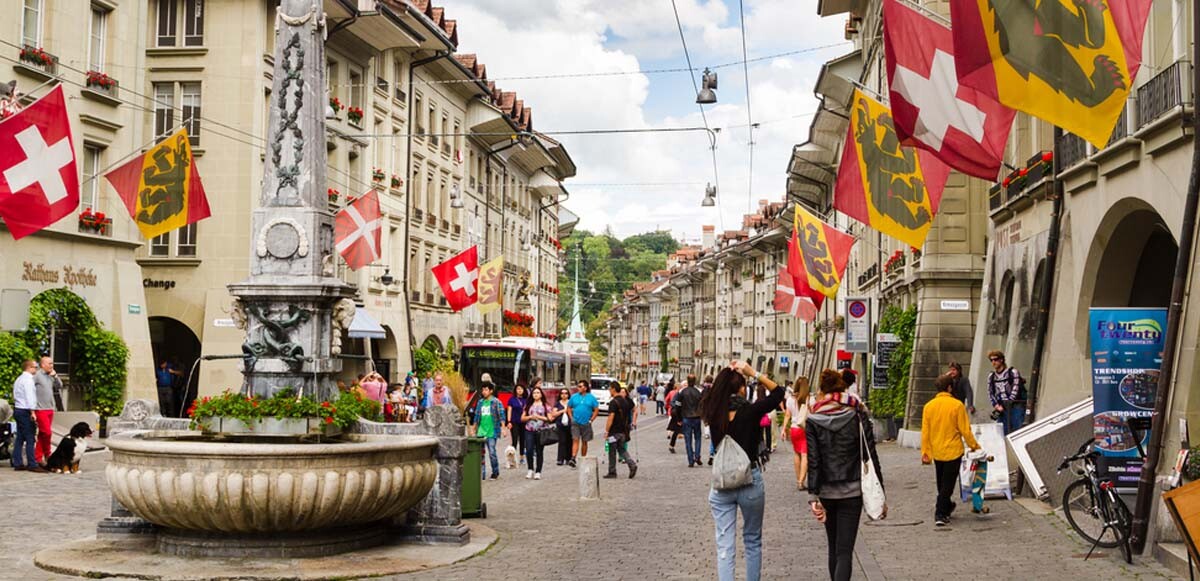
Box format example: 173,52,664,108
459,337,591,405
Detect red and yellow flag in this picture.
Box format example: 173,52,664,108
476,256,504,314
791,206,855,301
951,0,1152,147
834,89,949,249
105,128,210,240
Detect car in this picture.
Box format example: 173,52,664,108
590,375,619,414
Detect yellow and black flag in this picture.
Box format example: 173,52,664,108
105,128,210,240
951,0,1152,147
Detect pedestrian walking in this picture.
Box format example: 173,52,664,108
604,383,638,479
841,369,860,400
470,381,505,479
637,382,651,414
655,382,667,415
947,361,975,415
522,386,551,480
33,356,61,466
551,388,573,465
678,375,704,467
921,373,981,526
700,361,782,581
807,369,886,581
11,360,44,473
781,377,811,490
986,350,1025,434
424,372,453,408
154,359,182,417
666,379,682,453
509,383,529,464
566,380,599,466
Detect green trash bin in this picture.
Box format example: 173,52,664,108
462,437,486,518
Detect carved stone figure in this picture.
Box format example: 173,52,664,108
331,298,356,356
242,304,312,371
230,299,248,330
516,272,533,303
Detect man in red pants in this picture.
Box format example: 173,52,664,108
33,356,62,466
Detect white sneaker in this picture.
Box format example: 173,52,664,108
534,472,542,480
526,470,534,479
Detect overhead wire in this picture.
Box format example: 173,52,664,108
668,0,724,232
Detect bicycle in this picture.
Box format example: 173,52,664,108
1057,439,1133,564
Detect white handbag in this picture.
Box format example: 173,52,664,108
859,416,886,520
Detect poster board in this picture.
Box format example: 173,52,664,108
959,422,1012,500
1163,479,1200,569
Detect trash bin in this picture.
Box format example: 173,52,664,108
462,436,486,518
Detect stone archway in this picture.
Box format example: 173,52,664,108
1086,206,1176,310
421,335,444,356
148,316,202,417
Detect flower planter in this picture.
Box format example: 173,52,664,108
200,416,342,437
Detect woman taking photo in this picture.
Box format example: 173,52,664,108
521,386,550,479
807,369,885,581
700,361,783,581
508,383,530,463
550,388,573,465
781,377,811,490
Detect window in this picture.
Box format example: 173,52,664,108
150,232,171,256
413,93,424,136
153,82,175,140
177,223,197,256
453,120,462,155
441,113,450,154
156,0,204,47
327,61,338,101
392,58,406,101
88,6,107,72
181,83,202,145
23,0,42,48
427,103,436,144
81,145,102,210
349,67,363,109
149,224,198,258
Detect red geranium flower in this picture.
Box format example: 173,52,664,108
325,416,334,424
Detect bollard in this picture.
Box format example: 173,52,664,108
578,456,600,500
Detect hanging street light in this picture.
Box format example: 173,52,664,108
701,182,716,207
696,67,718,104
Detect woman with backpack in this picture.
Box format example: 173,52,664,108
700,361,783,581
807,369,886,581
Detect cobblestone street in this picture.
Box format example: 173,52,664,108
0,414,1183,580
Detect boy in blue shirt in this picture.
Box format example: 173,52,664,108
566,380,599,468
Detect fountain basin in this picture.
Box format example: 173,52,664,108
105,430,439,557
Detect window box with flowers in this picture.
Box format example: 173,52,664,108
83,70,120,103
347,106,364,126
371,167,386,183
329,97,344,116
78,209,111,236
883,250,907,277
327,188,340,204
18,45,58,77
390,174,403,190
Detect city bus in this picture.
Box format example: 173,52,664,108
460,337,591,406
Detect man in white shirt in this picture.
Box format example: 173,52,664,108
11,359,45,473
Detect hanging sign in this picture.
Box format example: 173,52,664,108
1089,308,1167,490
845,297,871,353
875,333,899,368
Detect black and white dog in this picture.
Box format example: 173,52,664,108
45,422,93,474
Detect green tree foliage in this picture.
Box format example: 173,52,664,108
0,333,35,401
873,305,917,419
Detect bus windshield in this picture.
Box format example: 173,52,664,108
460,346,530,394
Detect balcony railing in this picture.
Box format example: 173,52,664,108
1138,60,1188,129
1107,105,1131,145
1057,132,1088,170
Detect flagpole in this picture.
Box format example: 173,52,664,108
1131,0,1200,553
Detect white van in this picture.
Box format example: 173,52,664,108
589,374,618,414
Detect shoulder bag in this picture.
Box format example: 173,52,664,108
859,414,886,520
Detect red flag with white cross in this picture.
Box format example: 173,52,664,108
432,245,480,312
334,189,382,270
773,267,818,322
882,0,1015,180
0,85,79,240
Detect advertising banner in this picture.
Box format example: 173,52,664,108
1089,308,1167,489
846,298,871,352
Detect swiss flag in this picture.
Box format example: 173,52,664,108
334,189,382,270
0,85,79,240
774,267,818,322
432,245,480,312
882,0,1014,181
786,234,826,311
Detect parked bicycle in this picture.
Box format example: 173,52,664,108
1057,439,1133,564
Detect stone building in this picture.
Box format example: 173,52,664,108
2,0,155,405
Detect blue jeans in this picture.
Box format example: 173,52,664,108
481,436,500,477
709,468,765,581
1000,402,1025,435
12,408,36,468
683,417,702,465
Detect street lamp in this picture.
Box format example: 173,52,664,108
696,67,718,104
701,183,716,207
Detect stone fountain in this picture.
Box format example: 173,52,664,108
34,2,478,570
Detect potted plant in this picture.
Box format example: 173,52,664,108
19,46,54,67
347,106,364,124
85,70,116,90
371,167,386,182
390,174,403,188
329,96,344,114
327,187,340,203
188,388,381,436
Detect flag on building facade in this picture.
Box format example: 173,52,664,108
333,189,382,270
951,0,1152,147
882,0,1015,180
0,85,79,240
106,127,210,240
785,230,826,312
792,205,855,301
432,245,480,312
834,88,949,249
476,255,504,314
774,267,819,322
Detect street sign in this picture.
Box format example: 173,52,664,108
845,297,870,353
780,356,790,368
127,304,142,315
875,333,899,368
940,299,970,311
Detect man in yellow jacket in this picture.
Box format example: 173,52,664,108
921,373,980,527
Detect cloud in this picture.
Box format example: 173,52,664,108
448,0,845,239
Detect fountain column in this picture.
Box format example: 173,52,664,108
228,0,354,401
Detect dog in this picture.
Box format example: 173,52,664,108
504,444,518,469
45,422,93,474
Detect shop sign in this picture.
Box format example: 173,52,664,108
22,262,97,289
127,304,142,314
143,278,177,290
875,333,899,368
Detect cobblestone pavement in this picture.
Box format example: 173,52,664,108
0,414,1183,580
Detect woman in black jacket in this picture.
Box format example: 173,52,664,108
806,369,885,581
700,361,783,581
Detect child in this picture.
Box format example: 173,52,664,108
471,383,505,479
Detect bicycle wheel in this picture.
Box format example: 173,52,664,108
1062,479,1123,548
1104,491,1133,564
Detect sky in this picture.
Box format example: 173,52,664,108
449,0,850,241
